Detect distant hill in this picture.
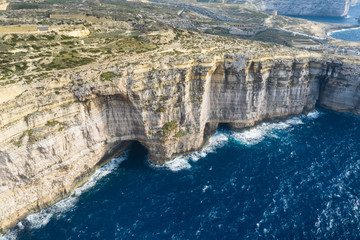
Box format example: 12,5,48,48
252,0,350,17
191,0,351,17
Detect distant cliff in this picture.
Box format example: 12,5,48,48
170,0,351,17
151,0,350,16
218,0,350,16
253,0,350,16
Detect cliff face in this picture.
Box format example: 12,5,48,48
0,53,360,232
254,0,350,16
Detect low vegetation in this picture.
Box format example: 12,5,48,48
41,51,94,71
162,121,177,136
100,72,116,81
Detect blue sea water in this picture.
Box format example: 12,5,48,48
290,5,360,25
329,27,360,42
2,109,360,239
290,5,360,41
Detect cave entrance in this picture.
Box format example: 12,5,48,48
96,140,149,170
119,141,150,169
217,123,232,130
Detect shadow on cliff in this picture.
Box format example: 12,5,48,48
95,140,149,171
120,141,150,169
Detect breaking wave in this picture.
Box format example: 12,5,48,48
3,108,359,239
1,153,128,240
1,110,324,238
161,132,229,172
232,111,321,146
162,111,321,171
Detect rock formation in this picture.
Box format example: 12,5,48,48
0,50,360,232
147,0,351,17
251,0,350,17
0,0,8,10
171,0,351,17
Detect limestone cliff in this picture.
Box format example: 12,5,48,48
251,0,350,16
0,0,8,10
1,50,360,233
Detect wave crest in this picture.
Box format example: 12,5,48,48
161,111,321,171
0,153,128,239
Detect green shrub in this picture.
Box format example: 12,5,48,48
45,120,59,127
156,107,166,113
101,72,116,81
162,121,177,135
42,52,94,71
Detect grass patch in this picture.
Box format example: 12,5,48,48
0,80,16,86
162,121,177,136
156,107,166,113
45,120,60,127
24,129,36,144
116,37,157,54
100,72,116,81
7,3,41,10
42,51,94,70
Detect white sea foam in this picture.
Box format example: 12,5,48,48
0,153,128,240
162,132,229,172
202,185,210,192
328,26,360,37
164,157,192,172
232,111,320,146
307,110,321,119
1,111,324,238
162,111,321,170
232,127,266,145
232,118,302,146
0,230,17,240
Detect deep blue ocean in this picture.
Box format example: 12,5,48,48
291,5,360,41
2,109,360,239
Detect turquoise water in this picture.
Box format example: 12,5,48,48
2,109,360,239
290,5,360,25
329,27,360,42
290,5,360,41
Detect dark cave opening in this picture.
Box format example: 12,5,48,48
119,141,150,169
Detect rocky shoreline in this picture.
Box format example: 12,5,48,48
1,50,360,233
1,0,360,233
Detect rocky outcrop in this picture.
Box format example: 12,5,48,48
253,0,350,17
154,0,350,17
0,52,360,233
0,0,8,10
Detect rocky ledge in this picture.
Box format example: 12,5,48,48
1,46,360,233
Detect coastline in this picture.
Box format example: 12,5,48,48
0,142,131,236
327,26,360,38
0,110,320,235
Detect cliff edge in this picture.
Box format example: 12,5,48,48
0,2,359,232
1,47,360,232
